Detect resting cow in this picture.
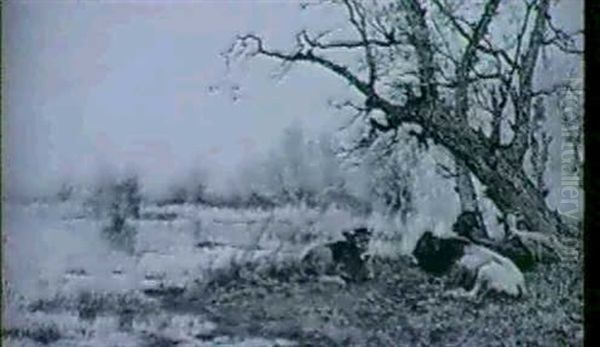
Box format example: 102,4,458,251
413,231,526,299
301,227,373,284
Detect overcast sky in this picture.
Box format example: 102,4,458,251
3,0,354,197
2,0,582,198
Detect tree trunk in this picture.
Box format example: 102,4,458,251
426,107,575,237
454,159,489,240
455,160,478,213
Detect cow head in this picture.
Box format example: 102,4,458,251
342,227,372,255
338,227,373,282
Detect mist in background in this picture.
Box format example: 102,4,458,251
2,1,351,199
2,0,582,202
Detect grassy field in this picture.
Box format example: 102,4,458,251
2,201,582,346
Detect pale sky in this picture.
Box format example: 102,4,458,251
2,0,354,197
2,0,582,198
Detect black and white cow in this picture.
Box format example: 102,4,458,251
413,230,526,299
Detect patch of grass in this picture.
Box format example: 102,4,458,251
139,211,178,221
3,323,62,345
199,251,307,293
28,290,158,323
167,255,582,346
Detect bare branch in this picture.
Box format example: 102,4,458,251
370,117,394,132
236,34,373,96
432,0,518,69
489,84,509,146
370,7,400,41
430,13,459,69
532,81,579,97
543,15,584,54
233,33,422,131
302,36,407,50
342,0,377,89
330,99,370,131
510,0,550,162
505,0,535,78
329,99,369,113
401,0,438,101
454,0,501,122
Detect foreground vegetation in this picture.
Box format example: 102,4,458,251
3,199,582,346
7,253,582,346
175,256,583,346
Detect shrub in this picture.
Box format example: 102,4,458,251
85,173,141,253
4,323,62,345
101,213,137,255
56,182,74,202
87,173,142,219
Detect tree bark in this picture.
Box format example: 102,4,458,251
423,107,574,237
454,159,489,239
455,160,478,213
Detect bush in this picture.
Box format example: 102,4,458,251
87,173,142,219
101,213,137,254
56,182,74,202
120,175,142,219
93,173,141,254
4,323,62,345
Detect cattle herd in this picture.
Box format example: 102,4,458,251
299,211,559,300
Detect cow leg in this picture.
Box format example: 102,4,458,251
444,270,484,301
318,275,347,288
465,272,483,299
443,288,469,298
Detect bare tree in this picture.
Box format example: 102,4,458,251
226,0,582,237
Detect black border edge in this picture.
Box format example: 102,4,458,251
585,0,598,346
